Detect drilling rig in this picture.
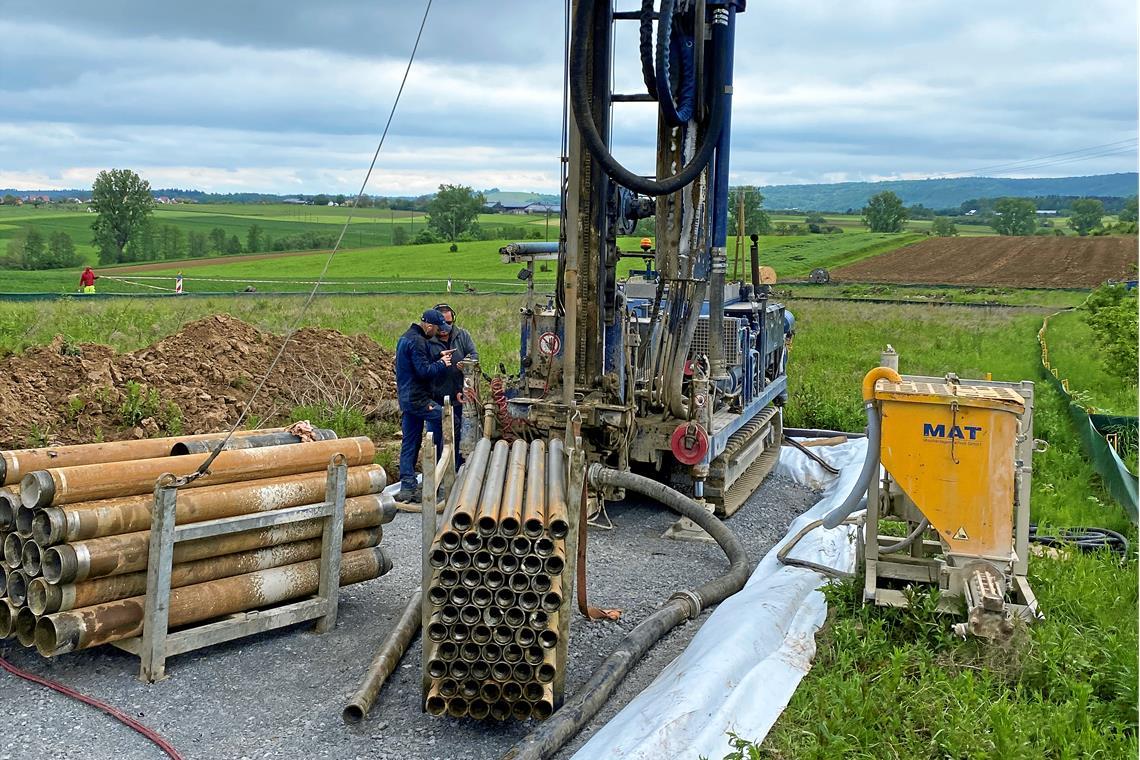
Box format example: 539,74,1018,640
475,0,788,517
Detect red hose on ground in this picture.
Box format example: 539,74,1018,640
0,656,183,760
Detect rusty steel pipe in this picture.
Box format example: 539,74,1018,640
8,569,29,605
42,493,394,584
4,534,23,569
20,437,375,509
450,438,492,532
0,599,18,638
20,539,43,577
28,528,382,616
36,547,392,656
475,441,511,536
546,438,568,539
169,429,336,456
0,565,6,598
426,689,448,716
446,698,469,719
0,490,18,530
498,440,528,536
523,440,547,538
342,587,428,724
14,505,35,539
33,465,387,546
0,428,290,486
14,606,37,647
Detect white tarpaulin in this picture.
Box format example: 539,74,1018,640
572,437,868,760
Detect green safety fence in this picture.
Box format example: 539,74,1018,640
1039,310,1138,523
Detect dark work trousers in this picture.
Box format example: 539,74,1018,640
399,406,443,491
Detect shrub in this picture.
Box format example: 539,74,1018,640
1082,284,1139,383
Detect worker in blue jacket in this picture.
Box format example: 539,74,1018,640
428,303,478,470
394,309,454,503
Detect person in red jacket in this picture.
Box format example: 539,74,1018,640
79,266,98,294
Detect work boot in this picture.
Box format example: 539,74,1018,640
394,486,422,504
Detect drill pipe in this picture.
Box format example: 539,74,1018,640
4,533,23,569
475,441,511,536
42,493,394,584
28,528,383,616
20,437,376,509
33,465,387,546
425,684,447,716
14,606,37,647
342,589,423,724
0,599,18,638
169,428,337,456
546,438,568,539
36,547,392,656
450,438,492,533
522,440,546,538
0,491,18,531
0,565,6,598
0,428,289,486
497,440,528,536
7,569,28,606
20,539,42,577
14,506,34,538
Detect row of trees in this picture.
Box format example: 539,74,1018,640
3,229,82,269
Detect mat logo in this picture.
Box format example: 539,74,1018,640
923,422,982,441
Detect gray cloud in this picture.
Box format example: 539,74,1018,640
0,0,1135,193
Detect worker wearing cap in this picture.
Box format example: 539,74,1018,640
428,303,479,468
394,309,454,503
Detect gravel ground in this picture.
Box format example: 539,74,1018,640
0,474,817,760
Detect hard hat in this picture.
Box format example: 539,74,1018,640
639,237,652,251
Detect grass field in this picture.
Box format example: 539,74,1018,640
1045,308,1138,417
0,227,922,294
0,292,1135,758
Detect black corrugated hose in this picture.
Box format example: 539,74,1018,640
1029,525,1129,558
501,465,750,760
570,0,728,196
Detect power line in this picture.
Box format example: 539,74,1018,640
183,0,434,484
932,137,1138,179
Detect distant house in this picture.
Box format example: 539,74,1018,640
282,198,307,205
1035,209,1058,216
156,196,171,204
495,201,560,215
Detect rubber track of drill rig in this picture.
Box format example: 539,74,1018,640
705,407,783,517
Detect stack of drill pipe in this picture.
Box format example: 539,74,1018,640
424,436,568,721
0,435,396,658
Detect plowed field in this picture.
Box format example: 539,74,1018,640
833,236,1137,288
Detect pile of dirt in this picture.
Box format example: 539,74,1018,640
0,315,397,448
833,235,1138,288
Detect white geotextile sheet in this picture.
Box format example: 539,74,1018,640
572,437,868,760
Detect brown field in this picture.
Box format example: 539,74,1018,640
833,235,1138,288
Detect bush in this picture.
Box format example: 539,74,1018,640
1082,284,1139,383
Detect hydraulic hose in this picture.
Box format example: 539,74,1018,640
654,0,697,126
503,465,750,760
570,0,728,196
820,367,901,530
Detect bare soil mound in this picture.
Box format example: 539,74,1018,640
833,236,1138,288
0,315,396,448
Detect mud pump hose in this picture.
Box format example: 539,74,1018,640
502,466,750,760
820,367,901,530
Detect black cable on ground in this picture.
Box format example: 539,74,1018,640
0,656,183,759
1029,525,1130,558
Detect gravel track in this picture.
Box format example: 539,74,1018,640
1,474,816,760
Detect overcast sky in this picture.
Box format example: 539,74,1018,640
1,1,1137,194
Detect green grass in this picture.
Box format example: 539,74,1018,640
1,292,1135,758
728,232,924,280
1045,309,1138,417
761,299,1137,759
780,283,1088,309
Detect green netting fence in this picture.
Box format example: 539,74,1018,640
1039,310,1138,524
